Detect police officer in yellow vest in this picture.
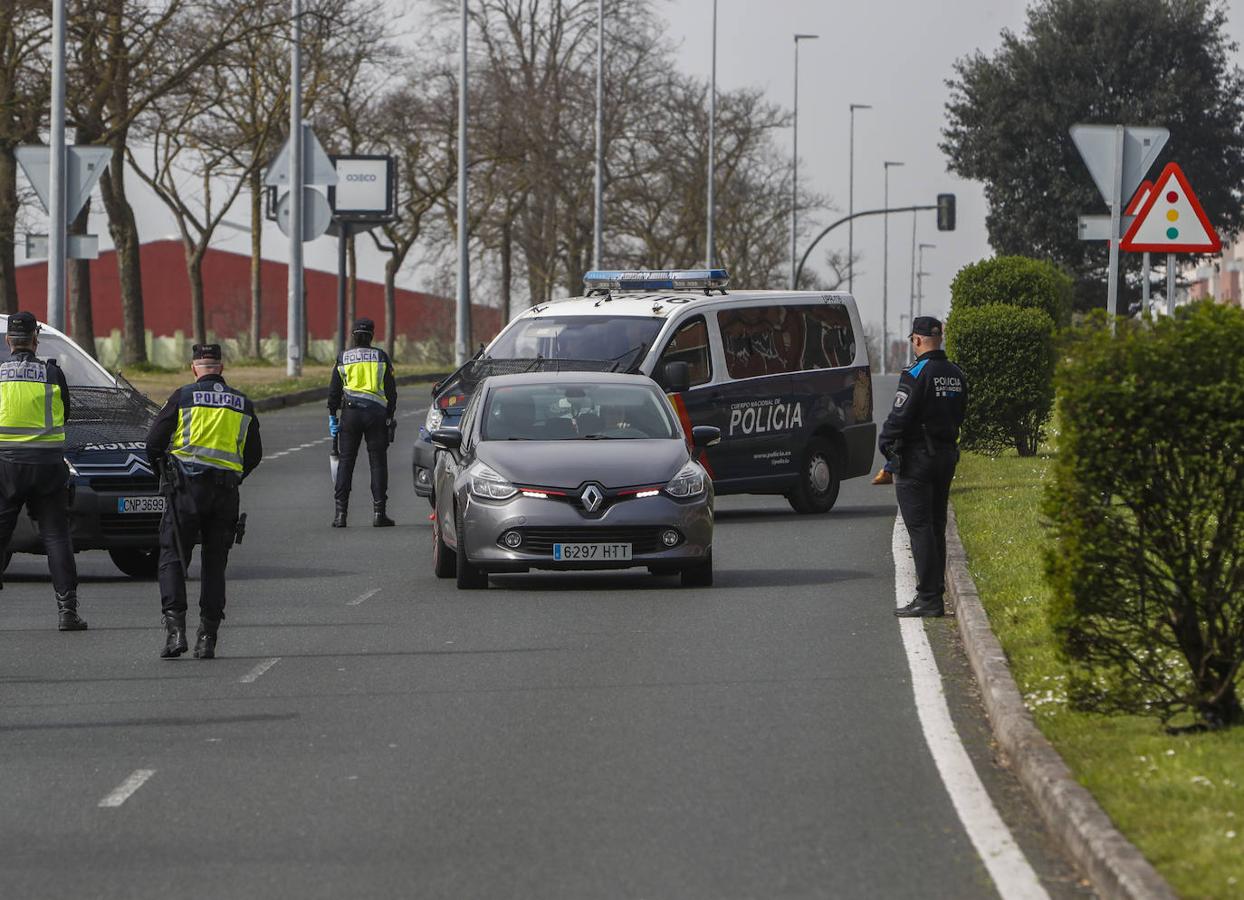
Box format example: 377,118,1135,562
0,311,85,631
328,318,397,527
146,344,262,659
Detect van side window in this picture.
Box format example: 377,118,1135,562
717,304,856,378
658,316,712,386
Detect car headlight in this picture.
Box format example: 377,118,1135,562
665,462,705,498
469,465,517,501
425,406,444,432
64,458,80,477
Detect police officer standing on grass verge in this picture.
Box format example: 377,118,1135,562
0,312,86,631
147,344,262,659
328,318,397,528
879,316,967,618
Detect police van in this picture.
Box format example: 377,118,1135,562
415,269,875,513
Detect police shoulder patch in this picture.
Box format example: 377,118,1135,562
894,389,910,409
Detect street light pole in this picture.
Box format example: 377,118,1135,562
881,159,903,375
790,33,818,289
917,242,935,319
706,0,717,267
455,0,471,364
47,0,67,332
847,103,870,297
593,0,604,270
287,0,303,376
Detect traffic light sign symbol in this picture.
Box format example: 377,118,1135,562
1120,162,1220,254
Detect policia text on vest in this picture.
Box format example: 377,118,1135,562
328,318,397,528
0,311,87,631
147,344,263,660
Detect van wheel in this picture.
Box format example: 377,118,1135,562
432,512,456,578
454,508,488,589
109,547,160,579
680,549,713,587
786,438,840,514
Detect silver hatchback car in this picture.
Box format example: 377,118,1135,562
429,372,719,589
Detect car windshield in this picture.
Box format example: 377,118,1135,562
482,382,678,441
486,315,664,370
1,331,116,388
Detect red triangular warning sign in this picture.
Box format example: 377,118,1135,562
1124,179,1152,217
1120,163,1221,253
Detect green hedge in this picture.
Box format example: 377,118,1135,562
946,304,1055,456
1044,302,1244,728
950,255,1073,328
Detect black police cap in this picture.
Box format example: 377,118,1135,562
7,311,40,338
909,316,943,337
192,343,223,361
352,318,376,335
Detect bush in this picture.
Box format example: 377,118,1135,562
950,255,1074,328
1044,302,1244,729
946,304,1055,456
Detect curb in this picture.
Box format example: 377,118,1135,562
945,507,1177,900
252,372,449,413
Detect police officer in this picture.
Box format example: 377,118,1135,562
879,316,967,618
147,344,262,659
0,311,86,630
328,318,397,528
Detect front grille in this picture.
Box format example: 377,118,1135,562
100,513,162,537
88,475,159,493
514,526,666,555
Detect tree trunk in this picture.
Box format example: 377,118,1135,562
0,146,19,315
249,171,263,359
99,143,147,364
187,245,206,346
68,199,97,358
347,233,357,327
500,217,512,323
384,255,396,359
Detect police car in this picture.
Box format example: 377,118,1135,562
1,316,162,577
415,269,876,513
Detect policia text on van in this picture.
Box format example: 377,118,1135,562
415,269,876,514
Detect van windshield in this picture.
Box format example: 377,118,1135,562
1,332,116,388
487,315,664,371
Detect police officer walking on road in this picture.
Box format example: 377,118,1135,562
328,318,397,528
879,316,967,618
0,312,86,631
147,345,262,659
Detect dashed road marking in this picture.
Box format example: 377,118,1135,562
892,514,1049,899
347,588,381,607
238,657,281,683
98,769,156,808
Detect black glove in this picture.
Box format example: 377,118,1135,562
387,419,397,445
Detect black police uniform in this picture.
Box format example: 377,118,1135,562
328,319,397,528
878,318,967,616
0,311,85,631
147,345,262,659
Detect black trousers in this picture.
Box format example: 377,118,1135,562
159,472,240,624
0,459,77,596
895,449,957,606
334,403,388,504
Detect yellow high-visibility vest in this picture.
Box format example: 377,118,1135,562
338,347,387,408
0,358,66,447
171,383,251,474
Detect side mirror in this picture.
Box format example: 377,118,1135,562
661,360,692,393
429,427,462,450
691,425,721,448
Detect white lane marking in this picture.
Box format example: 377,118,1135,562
893,514,1049,899
347,588,380,607
98,769,156,808
238,657,282,684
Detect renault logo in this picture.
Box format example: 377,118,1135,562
580,484,604,513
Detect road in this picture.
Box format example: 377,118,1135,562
0,385,1089,899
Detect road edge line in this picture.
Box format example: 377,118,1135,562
945,506,1177,900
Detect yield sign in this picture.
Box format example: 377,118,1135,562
264,124,338,188
14,145,113,220
1070,124,1168,208
1120,162,1221,253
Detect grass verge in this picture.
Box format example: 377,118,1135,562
120,363,448,403
952,449,1243,899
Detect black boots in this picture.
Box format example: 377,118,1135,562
56,591,88,631
372,501,395,528
193,619,219,659
332,499,348,528
161,613,188,658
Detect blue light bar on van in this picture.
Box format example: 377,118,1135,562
583,269,730,291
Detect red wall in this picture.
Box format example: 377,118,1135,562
15,239,502,346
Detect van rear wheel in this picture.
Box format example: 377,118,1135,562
786,438,840,514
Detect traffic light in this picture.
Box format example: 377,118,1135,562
937,193,956,231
